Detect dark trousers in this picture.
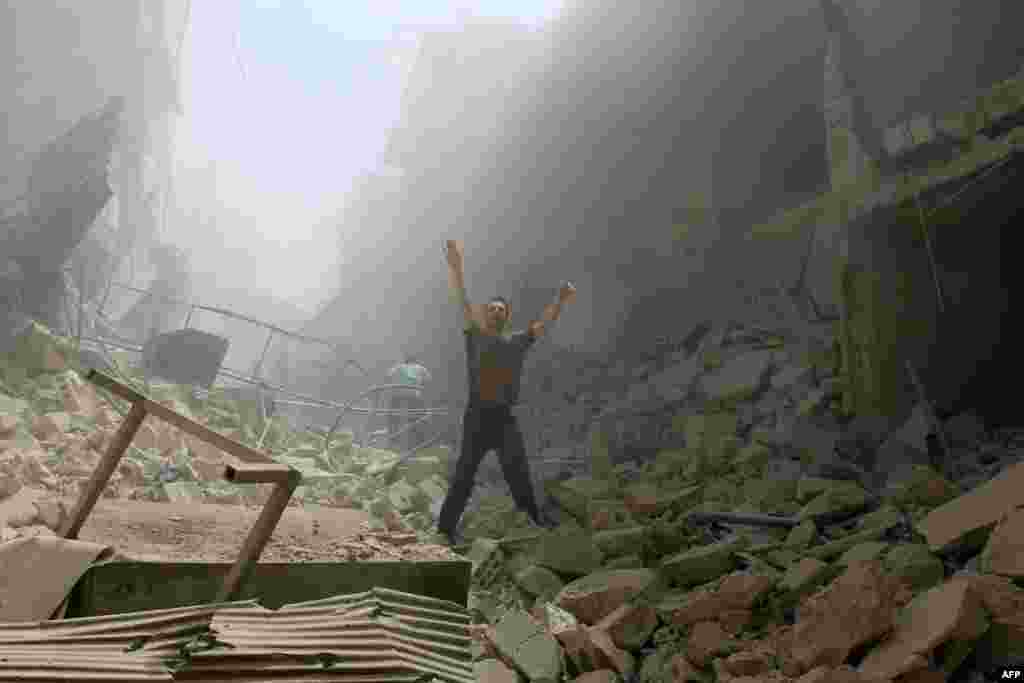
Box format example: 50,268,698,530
437,403,542,535
389,394,425,450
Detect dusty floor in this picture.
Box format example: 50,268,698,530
0,487,462,562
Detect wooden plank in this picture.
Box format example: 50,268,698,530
86,369,273,464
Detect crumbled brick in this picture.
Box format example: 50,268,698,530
916,461,1024,552
723,651,773,677
686,620,735,668
592,602,655,651
555,569,659,625
979,507,1024,577
788,561,905,675
858,578,989,680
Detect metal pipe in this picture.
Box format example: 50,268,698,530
216,464,301,603
107,281,342,349
60,402,147,540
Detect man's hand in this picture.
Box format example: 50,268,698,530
559,281,577,305
445,240,464,271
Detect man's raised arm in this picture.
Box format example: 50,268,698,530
527,282,577,338
445,240,476,327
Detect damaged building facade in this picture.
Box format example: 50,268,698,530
1,1,188,338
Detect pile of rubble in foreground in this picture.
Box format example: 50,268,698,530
453,322,1024,680
5,319,1024,682
462,451,1024,682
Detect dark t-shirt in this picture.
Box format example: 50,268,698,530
464,325,536,406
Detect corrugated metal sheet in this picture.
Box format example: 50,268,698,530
175,588,474,682
0,600,259,682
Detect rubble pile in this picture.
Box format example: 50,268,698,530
0,321,458,548
457,323,1024,680
4,320,1024,681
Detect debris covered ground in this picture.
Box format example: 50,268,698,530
4,319,1024,682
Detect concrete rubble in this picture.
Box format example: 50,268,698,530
4,320,1024,682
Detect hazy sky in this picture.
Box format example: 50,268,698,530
172,0,562,314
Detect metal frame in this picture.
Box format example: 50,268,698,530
61,370,301,604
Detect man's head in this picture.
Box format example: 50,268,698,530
486,296,511,332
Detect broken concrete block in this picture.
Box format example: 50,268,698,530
797,481,870,521
882,544,944,592
804,515,900,561
890,465,959,508
780,558,832,600
595,601,659,651
858,578,990,680
535,530,605,577
492,610,563,683
785,520,817,550
555,569,660,625
744,478,797,514
788,561,906,675
796,477,838,503
916,461,1024,553
548,477,617,522
603,555,644,570
661,537,748,587
468,538,505,587
836,542,890,566
515,565,565,601
979,507,1024,578
594,526,647,559
698,350,773,406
